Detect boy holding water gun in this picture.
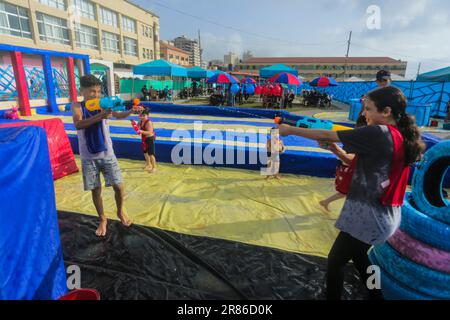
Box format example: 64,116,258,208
71,75,138,237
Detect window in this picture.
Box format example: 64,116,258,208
100,7,117,27
73,0,95,20
38,0,66,10
142,48,153,60
169,54,173,59
36,12,70,45
142,24,152,38
74,23,98,49
102,31,120,53
175,55,179,60
143,48,152,59
122,16,136,33
123,36,137,56
0,2,32,39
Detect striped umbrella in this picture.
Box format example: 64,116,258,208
241,77,257,84
268,72,301,85
206,73,239,84
310,76,338,87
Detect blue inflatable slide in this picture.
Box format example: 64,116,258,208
0,126,67,300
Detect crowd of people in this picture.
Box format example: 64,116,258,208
300,90,333,108
259,83,296,109
139,78,335,110
140,85,173,102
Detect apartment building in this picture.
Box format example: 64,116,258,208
0,0,160,69
238,57,408,81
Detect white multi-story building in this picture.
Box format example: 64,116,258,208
173,35,201,67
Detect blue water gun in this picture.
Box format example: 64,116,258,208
85,96,126,112
274,116,334,130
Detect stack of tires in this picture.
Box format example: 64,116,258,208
369,141,450,300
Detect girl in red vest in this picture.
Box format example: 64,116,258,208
278,86,425,300
139,109,157,173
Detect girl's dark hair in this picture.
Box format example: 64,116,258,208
367,86,426,165
80,75,102,88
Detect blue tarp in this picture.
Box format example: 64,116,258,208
187,66,214,79
260,64,299,78
300,81,450,118
0,126,67,300
417,66,450,82
133,59,188,77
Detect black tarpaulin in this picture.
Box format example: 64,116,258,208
58,211,366,300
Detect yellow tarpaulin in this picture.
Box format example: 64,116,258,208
55,157,344,258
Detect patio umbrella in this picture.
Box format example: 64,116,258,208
206,73,238,84
268,72,302,85
132,59,188,99
241,77,257,84
260,64,298,78
310,76,338,87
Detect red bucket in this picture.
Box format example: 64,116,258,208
59,289,100,300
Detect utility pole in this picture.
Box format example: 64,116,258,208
410,62,422,100
198,29,203,67
343,31,352,80
416,62,422,79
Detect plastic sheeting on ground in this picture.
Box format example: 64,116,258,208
0,127,67,300
58,211,366,300
55,157,344,258
0,118,78,180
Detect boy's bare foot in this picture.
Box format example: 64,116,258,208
118,212,133,227
319,200,331,212
275,174,281,180
149,168,157,173
96,218,108,237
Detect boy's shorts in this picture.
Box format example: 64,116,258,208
81,157,123,191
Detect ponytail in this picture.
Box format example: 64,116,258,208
367,87,426,166
397,112,426,165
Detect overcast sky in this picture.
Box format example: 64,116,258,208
134,0,450,78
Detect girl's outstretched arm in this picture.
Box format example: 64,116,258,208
277,124,340,142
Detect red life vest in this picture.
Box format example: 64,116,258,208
380,125,410,206
139,119,155,152
335,157,357,195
